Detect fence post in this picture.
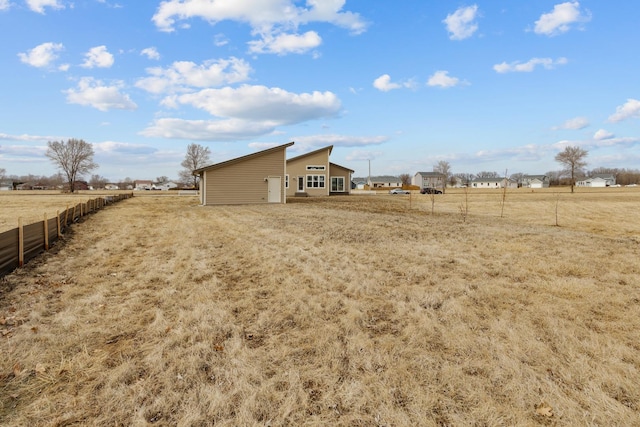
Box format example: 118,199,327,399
18,217,24,267
43,213,49,250
57,210,62,238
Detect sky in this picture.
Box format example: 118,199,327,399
1,0,639,182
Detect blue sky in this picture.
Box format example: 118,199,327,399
1,0,639,181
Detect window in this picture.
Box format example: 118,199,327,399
306,165,326,171
285,174,289,189
331,177,345,192
306,174,325,188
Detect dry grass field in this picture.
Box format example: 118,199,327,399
1,189,639,426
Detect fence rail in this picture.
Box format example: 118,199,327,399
0,193,132,278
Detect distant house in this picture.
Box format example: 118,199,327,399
369,176,403,188
522,175,550,188
134,180,153,190
577,174,616,188
104,183,120,190
73,181,90,191
154,181,179,191
194,142,293,205
412,171,445,189
471,177,517,189
0,180,14,191
285,146,353,197
352,179,367,190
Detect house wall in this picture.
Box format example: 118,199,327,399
413,173,443,188
329,164,352,194
286,149,330,197
203,148,286,205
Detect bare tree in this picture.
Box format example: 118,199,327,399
179,143,211,189
90,174,108,189
476,171,499,178
45,139,98,193
399,173,411,187
0,168,5,179
555,145,588,193
433,161,451,193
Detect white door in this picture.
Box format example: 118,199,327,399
267,176,281,203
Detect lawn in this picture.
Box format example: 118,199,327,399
1,190,639,426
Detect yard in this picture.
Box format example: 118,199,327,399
1,189,639,425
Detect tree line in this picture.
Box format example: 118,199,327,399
1,139,212,193
397,146,640,192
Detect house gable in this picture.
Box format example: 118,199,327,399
195,142,293,205
286,146,333,197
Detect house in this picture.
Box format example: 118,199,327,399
153,181,179,191
522,175,550,188
72,181,90,191
352,179,367,190
134,180,153,190
0,180,14,191
577,174,616,187
194,142,293,206
470,177,518,189
285,146,353,197
412,172,445,189
369,176,403,188
104,183,120,190
329,163,354,195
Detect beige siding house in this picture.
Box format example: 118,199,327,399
194,142,293,205
286,146,333,197
329,162,354,195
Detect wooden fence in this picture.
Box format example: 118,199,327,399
0,193,132,278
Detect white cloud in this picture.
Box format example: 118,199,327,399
593,129,614,140
140,118,276,141
248,31,321,55
0,133,62,142
427,70,463,88
292,134,388,151
373,74,400,92
608,99,640,123
142,85,341,141
93,141,158,156
373,74,416,92
493,57,568,73
534,1,591,36
443,5,479,40
151,0,367,55
554,116,589,130
18,42,64,68
65,77,137,112
345,149,383,162
26,0,64,13
0,0,10,11
81,46,114,68
141,47,161,60
136,57,252,94
173,85,340,123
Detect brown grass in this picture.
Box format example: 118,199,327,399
1,189,639,426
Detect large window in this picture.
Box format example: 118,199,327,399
331,176,345,192
306,174,325,188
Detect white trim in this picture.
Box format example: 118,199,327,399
306,174,326,189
